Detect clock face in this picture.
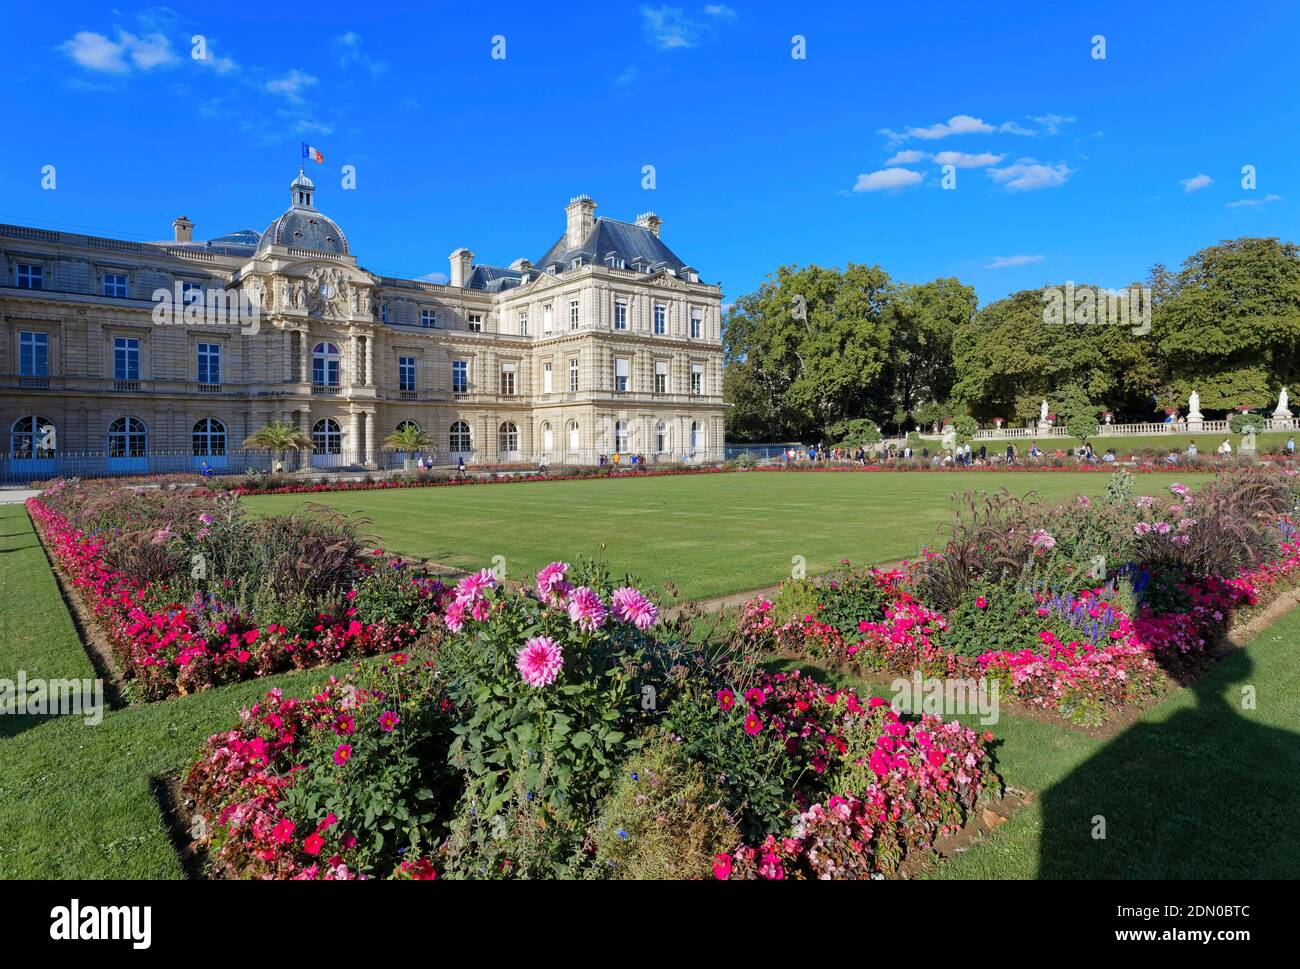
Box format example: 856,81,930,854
319,283,335,299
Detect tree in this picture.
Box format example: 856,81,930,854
384,423,434,453
1066,412,1100,447
885,277,973,426
828,418,882,448
1156,238,1300,411
243,420,311,470
950,415,978,446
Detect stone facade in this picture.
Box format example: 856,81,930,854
0,174,725,475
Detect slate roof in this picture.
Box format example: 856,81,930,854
534,217,688,275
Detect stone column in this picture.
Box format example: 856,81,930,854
363,410,376,467
349,334,359,388
299,330,311,384
349,408,360,467
365,336,374,386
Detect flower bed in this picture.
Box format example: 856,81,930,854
27,480,449,699
740,472,1300,726
184,560,1001,880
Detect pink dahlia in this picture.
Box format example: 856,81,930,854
443,597,467,632
378,710,399,732
610,586,658,630
535,561,572,606
567,586,607,632
333,743,352,766
455,568,497,602
516,636,564,687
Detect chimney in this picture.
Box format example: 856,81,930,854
634,212,662,238
449,248,473,288
565,195,597,250
172,215,194,243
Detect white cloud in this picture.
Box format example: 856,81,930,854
266,69,318,100
60,29,179,73
885,149,928,165
852,168,924,193
987,158,1073,191
335,31,386,75
418,271,450,284
1029,113,1075,134
614,65,639,86
998,121,1036,136
984,254,1044,270
1226,193,1282,209
640,4,735,51
1179,173,1213,193
932,150,1004,168
904,114,994,140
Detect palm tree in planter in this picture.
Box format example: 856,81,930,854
384,423,435,470
243,420,312,474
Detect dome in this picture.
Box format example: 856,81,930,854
257,170,350,255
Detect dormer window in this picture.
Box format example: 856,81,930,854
569,257,584,270
606,255,626,270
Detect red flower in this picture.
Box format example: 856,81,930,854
333,743,352,766
303,833,325,856
744,714,763,736
716,688,735,712
713,853,733,880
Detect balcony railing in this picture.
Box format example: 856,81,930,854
17,376,50,389
196,383,223,394
312,384,342,396
113,379,141,392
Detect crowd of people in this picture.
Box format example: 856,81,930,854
772,434,1299,468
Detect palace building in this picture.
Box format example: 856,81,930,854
0,172,725,477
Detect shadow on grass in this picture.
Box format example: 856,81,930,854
1038,647,1300,878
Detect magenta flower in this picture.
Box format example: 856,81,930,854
333,743,352,766
516,636,563,687
443,598,467,632
378,710,399,732
610,586,658,630
566,586,607,632
455,568,497,602
535,561,572,606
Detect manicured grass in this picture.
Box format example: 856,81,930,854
243,470,1211,601
0,503,97,739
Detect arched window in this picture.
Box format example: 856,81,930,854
312,342,340,386
449,420,471,453
108,417,148,457
655,420,668,454
690,421,703,452
615,419,629,453
396,419,421,434
192,418,227,456
313,418,342,454
567,421,580,452
499,421,519,454
541,421,553,453
11,416,55,458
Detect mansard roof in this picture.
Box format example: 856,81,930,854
535,218,689,274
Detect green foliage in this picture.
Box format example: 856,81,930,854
950,415,978,445
1067,412,1100,445
1229,412,1265,435
940,579,1046,658
594,733,739,879
830,417,882,448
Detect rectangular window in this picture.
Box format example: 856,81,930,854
114,337,140,381
518,311,528,336
543,362,553,394
569,299,579,330
452,359,468,394
19,331,49,377
182,281,204,303
399,356,417,392
421,309,436,329
103,273,129,298
655,360,668,394
500,362,516,396
197,343,221,384
569,357,579,392
653,304,666,335
16,264,44,290
691,363,703,395
543,304,553,334
690,309,702,339
467,313,483,332
614,300,628,331
615,358,630,393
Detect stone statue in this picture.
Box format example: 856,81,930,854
1040,400,1049,422
1276,386,1291,416
1188,389,1201,417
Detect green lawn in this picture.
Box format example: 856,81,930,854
243,470,1211,601
974,431,1293,456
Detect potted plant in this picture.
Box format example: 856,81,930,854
243,420,312,474
385,423,435,470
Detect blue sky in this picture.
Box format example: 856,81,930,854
1,1,1296,305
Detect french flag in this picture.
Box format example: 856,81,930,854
301,143,324,164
